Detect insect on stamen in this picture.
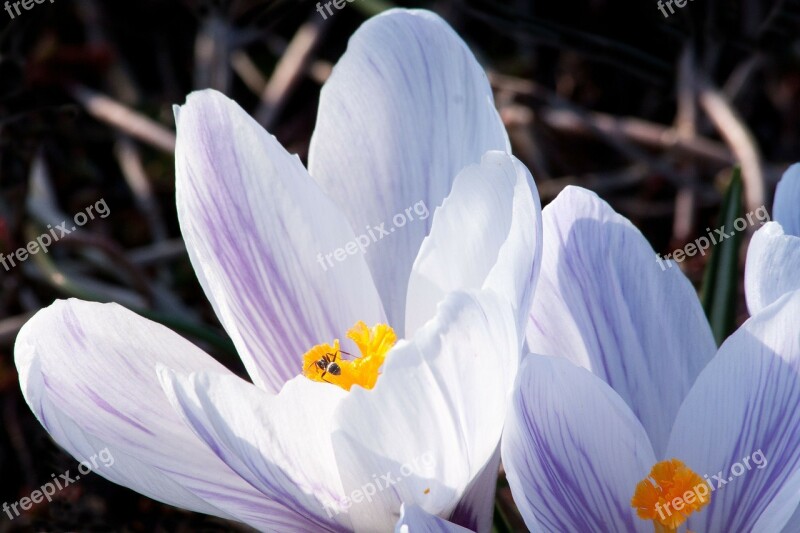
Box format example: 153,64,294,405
301,323,396,391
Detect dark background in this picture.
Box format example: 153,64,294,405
0,0,798,530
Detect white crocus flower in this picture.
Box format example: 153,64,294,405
15,9,542,532
500,186,800,532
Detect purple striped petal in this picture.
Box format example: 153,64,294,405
159,369,351,532
14,299,302,531
446,446,500,532
526,186,716,457
502,355,654,533
175,90,386,393
395,504,473,532
308,9,509,331
752,470,800,532
668,290,800,532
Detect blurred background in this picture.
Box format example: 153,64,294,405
0,0,798,530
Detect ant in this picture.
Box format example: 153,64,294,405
308,349,352,383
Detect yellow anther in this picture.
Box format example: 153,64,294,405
631,459,711,531
302,322,396,391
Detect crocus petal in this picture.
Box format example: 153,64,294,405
667,290,800,532
752,470,800,532
526,186,716,457
332,290,518,532
447,448,500,533
309,9,509,330
745,222,800,315
405,151,542,339
783,506,800,533
159,369,351,532
175,89,386,393
14,299,297,531
774,163,800,236
502,355,654,533
395,504,473,532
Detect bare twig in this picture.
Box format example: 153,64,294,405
673,187,697,245
490,72,734,166
535,165,649,201
672,46,698,244
115,137,168,243
195,14,232,92
232,49,332,99
254,18,327,129
74,0,140,104
308,60,333,84
675,46,698,140
69,85,176,153
723,54,764,103
127,240,187,266
699,78,766,213
231,50,268,95
540,108,734,167
499,103,552,180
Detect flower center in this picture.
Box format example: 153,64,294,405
631,459,711,531
302,322,396,391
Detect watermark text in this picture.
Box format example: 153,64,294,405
0,198,110,272
323,451,435,518
317,200,429,272
656,205,769,271
3,447,115,521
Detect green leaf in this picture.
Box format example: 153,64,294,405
492,499,513,533
701,166,743,345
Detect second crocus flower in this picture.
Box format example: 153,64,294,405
504,185,800,532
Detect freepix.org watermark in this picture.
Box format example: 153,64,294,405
656,205,769,271
315,0,358,20
4,0,55,20
3,447,115,520
0,198,110,272
323,451,436,518
317,200,429,272
654,449,767,523
656,0,697,18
